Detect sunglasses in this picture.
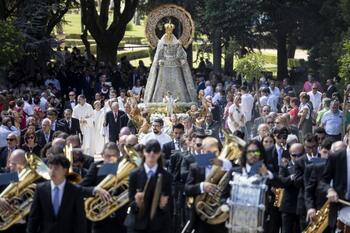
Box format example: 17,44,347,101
27,136,35,139
196,143,202,147
6,138,15,141
305,144,317,149
69,94,75,96
267,122,273,124
277,134,288,140
145,149,160,153
247,150,261,157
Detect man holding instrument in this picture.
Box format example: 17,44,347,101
320,134,350,231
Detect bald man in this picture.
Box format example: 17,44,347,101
126,135,138,147
35,118,54,147
104,102,129,143
0,149,28,233
278,143,303,233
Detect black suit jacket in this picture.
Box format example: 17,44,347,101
326,85,337,98
279,161,299,214
59,118,81,136
127,165,172,232
0,147,9,169
320,150,348,227
27,181,87,233
162,141,175,162
294,154,315,215
35,129,54,148
265,145,290,175
64,100,77,111
305,161,327,211
105,110,129,142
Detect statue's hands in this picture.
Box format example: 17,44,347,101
158,60,164,67
180,59,187,66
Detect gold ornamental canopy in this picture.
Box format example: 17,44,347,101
145,4,195,49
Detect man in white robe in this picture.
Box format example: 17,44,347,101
72,95,94,155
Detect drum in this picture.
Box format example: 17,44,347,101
337,206,350,232
226,172,267,233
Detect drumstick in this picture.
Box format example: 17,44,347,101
338,199,350,206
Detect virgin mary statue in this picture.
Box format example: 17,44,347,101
144,21,197,103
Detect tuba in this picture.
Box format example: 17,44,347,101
194,131,246,224
0,153,49,230
85,145,142,221
302,200,329,233
64,144,82,184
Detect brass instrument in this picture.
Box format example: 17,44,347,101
150,173,162,220
85,145,142,221
302,200,329,233
64,144,82,184
273,188,284,208
0,154,49,230
194,132,246,224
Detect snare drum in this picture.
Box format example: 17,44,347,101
337,206,350,232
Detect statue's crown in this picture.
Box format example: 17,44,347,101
164,20,175,30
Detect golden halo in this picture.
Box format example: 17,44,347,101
145,4,195,49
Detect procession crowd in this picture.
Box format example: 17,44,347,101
0,47,350,233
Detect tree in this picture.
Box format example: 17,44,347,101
260,0,306,80
338,39,350,83
0,20,24,67
235,53,265,82
80,0,138,63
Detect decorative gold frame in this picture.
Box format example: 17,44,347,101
145,4,195,49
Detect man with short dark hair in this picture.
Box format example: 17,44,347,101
321,100,343,141
294,134,320,230
59,109,81,136
27,155,87,233
140,118,172,148
162,123,185,162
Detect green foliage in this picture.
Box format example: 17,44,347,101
235,53,265,82
0,21,24,67
338,39,350,83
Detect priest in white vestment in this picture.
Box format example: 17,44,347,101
92,101,107,157
72,95,94,155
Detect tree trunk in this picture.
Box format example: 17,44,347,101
224,44,234,74
287,43,296,59
276,30,288,80
97,43,118,64
212,30,222,72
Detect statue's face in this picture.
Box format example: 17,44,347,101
165,26,173,35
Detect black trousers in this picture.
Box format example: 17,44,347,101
92,215,127,233
265,206,282,233
2,223,26,233
281,212,300,233
196,220,227,233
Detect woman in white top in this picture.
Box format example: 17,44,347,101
228,95,246,134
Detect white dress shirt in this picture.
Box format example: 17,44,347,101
144,163,158,177
140,132,172,148
50,179,66,209
307,91,322,112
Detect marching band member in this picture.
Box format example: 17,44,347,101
0,149,28,233
320,134,350,232
184,137,231,233
27,154,87,233
125,139,172,233
80,142,126,233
